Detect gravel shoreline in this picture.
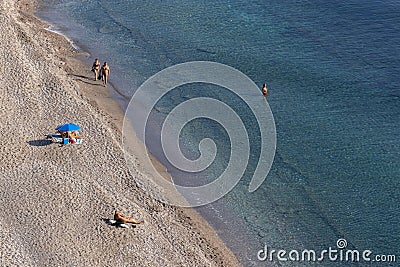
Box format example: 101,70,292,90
0,0,240,266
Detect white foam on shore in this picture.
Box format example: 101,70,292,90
44,25,80,51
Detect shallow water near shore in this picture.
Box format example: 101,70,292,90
38,0,399,266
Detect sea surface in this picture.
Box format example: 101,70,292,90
38,1,399,266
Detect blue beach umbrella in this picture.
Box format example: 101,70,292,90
55,123,81,132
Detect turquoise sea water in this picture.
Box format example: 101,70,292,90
38,1,399,266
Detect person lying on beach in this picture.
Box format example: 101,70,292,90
92,58,101,81
114,210,143,224
68,131,78,144
101,62,110,87
60,131,68,138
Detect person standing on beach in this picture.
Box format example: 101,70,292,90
101,62,110,87
92,58,101,81
262,83,268,98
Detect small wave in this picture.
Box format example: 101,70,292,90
44,25,79,50
197,48,217,55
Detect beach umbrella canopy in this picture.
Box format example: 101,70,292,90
55,123,81,132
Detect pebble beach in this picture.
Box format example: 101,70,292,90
0,0,240,266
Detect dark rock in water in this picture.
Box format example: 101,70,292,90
99,23,123,34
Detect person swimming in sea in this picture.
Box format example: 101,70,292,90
262,83,268,98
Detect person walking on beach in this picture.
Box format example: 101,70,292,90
101,62,110,87
91,58,101,81
262,83,268,98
